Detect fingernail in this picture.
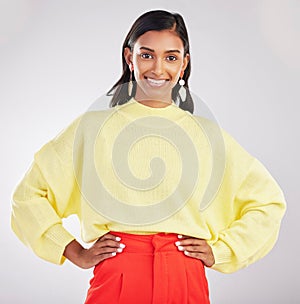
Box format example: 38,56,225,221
112,252,117,256
178,235,183,239
175,241,181,246
177,246,184,251
117,248,123,253
119,243,126,248
184,250,189,255
116,237,121,241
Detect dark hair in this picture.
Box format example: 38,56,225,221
107,10,194,114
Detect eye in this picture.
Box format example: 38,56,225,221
140,53,153,59
166,55,177,61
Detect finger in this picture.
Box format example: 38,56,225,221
92,244,125,258
183,251,214,267
90,251,118,267
96,233,126,250
177,234,190,240
183,250,214,267
78,246,120,269
177,234,204,239
175,238,207,247
176,244,208,253
94,239,125,250
91,244,123,255
98,233,122,242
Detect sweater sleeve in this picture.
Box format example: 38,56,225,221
11,118,81,265
210,157,286,273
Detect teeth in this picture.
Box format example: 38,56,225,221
147,78,166,86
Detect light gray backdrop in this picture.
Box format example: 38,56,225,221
1,0,299,303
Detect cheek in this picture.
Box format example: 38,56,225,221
133,60,151,79
172,66,181,75
169,65,182,79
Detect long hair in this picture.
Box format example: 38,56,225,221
107,10,194,114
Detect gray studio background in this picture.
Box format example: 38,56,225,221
1,0,299,303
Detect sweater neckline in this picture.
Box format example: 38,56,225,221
130,98,176,110
117,98,187,121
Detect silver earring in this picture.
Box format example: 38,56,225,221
178,77,186,102
128,64,133,97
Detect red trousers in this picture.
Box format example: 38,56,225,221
84,232,210,304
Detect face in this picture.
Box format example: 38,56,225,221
124,30,189,105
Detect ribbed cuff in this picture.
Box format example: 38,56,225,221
210,240,233,265
41,223,75,265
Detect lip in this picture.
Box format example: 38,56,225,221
144,77,169,87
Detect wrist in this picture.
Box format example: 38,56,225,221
63,239,86,268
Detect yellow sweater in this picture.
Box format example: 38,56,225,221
11,98,286,273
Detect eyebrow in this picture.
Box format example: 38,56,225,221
139,46,181,54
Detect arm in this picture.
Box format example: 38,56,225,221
11,117,81,264
173,158,285,272
11,152,76,264
210,158,286,273
11,124,126,267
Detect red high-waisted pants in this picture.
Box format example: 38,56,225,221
84,232,210,304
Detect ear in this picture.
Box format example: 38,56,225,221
181,53,190,73
124,47,133,68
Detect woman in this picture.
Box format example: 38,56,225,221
11,10,286,303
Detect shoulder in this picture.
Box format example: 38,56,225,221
35,107,117,164
192,114,255,173
191,114,252,157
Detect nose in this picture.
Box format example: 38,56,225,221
152,58,164,76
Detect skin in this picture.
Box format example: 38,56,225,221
63,29,215,269
175,235,215,267
63,233,125,269
124,29,189,107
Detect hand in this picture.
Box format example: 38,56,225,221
63,233,125,269
175,235,215,267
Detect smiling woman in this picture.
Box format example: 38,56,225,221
108,10,194,112
11,9,286,304
124,30,189,107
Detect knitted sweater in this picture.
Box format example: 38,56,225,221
11,98,286,273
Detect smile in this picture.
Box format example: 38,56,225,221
145,77,169,87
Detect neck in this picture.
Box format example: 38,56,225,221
135,87,173,108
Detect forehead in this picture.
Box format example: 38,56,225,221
133,30,184,52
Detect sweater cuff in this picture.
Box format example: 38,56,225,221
210,240,233,265
40,223,75,265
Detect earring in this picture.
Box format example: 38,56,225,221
178,77,186,102
128,63,133,97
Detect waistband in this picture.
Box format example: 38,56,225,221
110,231,180,254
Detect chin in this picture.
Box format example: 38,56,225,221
137,81,174,102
